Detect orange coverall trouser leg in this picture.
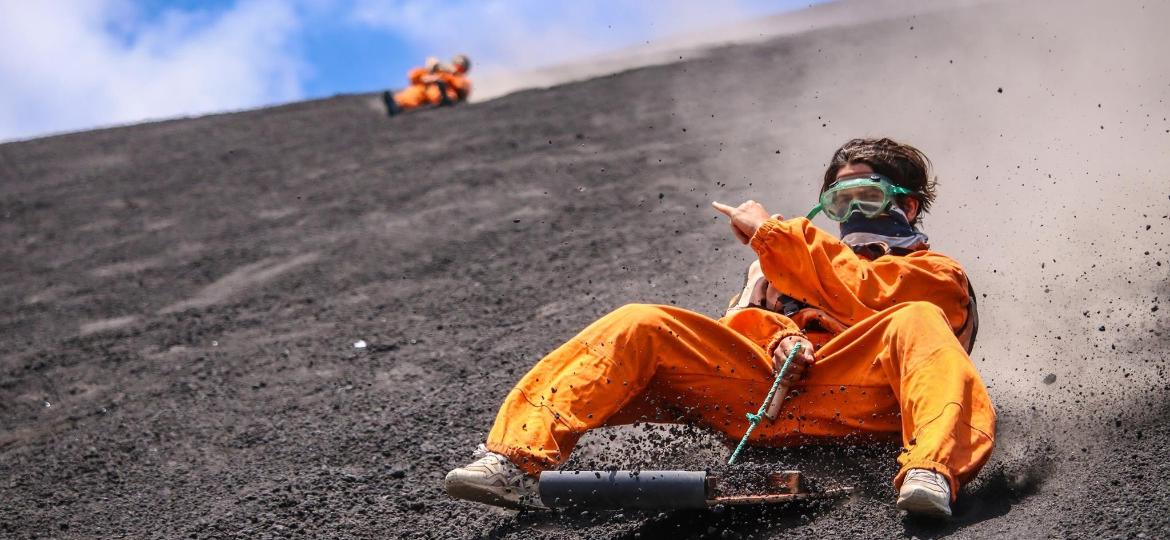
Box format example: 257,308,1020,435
393,84,443,109
485,302,996,497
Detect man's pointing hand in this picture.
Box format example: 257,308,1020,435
711,200,777,244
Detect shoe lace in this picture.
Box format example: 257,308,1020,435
471,445,526,484
469,444,542,505
472,443,491,459
908,469,948,492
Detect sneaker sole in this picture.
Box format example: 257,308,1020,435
896,488,952,518
444,477,533,511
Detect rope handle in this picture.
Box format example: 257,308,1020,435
727,343,801,465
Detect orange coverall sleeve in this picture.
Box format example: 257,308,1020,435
749,217,972,332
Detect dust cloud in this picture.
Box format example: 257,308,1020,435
472,0,987,101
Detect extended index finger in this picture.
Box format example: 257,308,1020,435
711,201,735,216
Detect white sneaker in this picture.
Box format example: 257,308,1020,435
896,469,952,517
443,445,543,510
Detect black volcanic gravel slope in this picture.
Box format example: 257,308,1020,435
3,1,1170,539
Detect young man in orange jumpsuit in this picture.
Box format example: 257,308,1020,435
381,54,471,116
444,138,995,517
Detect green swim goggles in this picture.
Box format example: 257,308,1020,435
806,173,914,222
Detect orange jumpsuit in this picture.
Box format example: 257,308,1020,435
393,67,471,109
485,217,996,498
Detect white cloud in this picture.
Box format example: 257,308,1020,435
0,0,305,141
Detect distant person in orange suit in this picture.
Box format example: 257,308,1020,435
442,138,995,518
382,54,472,116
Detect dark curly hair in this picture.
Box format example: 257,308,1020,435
821,138,937,224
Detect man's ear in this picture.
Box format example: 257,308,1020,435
901,197,920,224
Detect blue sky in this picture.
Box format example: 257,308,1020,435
0,0,817,141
